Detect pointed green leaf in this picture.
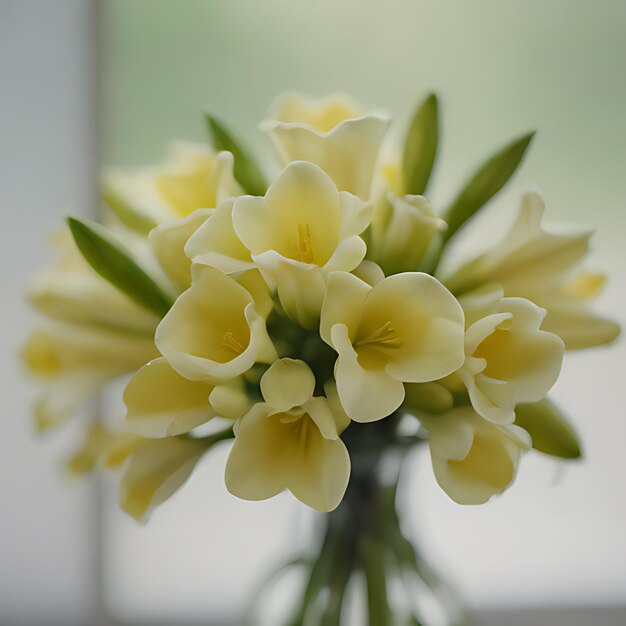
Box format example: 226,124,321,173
101,183,158,235
515,399,582,459
67,216,173,317
402,93,439,196
443,131,535,241
206,115,267,196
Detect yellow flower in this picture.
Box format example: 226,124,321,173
423,407,531,505
320,271,465,422
28,228,158,334
155,267,276,383
124,357,249,438
367,193,446,274
232,161,372,327
103,143,241,224
149,208,213,292
444,192,619,349
225,358,350,512
456,295,564,424
185,198,255,274
262,93,390,199
66,422,140,476
22,323,158,431
119,436,209,522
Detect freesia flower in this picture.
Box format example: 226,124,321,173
103,143,241,225
67,422,140,476
422,407,531,504
232,161,373,328
22,323,158,431
262,93,390,199
320,271,465,422
185,198,255,275
443,192,619,349
225,358,350,512
155,266,276,382
455,296,564,424
366,193,446,274
124,357,249,438
119,436,209,522
149,208,213,291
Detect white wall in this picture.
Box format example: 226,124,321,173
0,1,99,624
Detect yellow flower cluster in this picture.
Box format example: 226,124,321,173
24,93,619,520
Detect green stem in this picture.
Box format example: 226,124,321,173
360,533,390,626
182,426,234,447
319,537,354,626
288,521,338,626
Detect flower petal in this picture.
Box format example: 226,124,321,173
184,199,254,274
260,358,315,411
320,271,370,345
149,209,213,291
124,357,214,438
331,323,405,422
119,437,207,522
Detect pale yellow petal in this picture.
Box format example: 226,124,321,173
119,437,207,522
426,407,524,505
225,404,291,501
363,273,465,382
254,251,327,329
233,161,342,265
155,268,275,382
265,116,390,199
124,357,214,438
261,358,315,411
320,271,370,345
323,381,352,434
184,199,254,274
149,209,213,291
331,323,405,422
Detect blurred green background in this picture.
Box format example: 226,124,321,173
101,0,626,229
98,0,626,621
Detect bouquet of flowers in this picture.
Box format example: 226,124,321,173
24,92,619,624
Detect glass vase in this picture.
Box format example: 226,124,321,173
245,418,467,626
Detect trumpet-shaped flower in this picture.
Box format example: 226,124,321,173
124,357,250,438
367,193,446,274
67,423,140,476
155,267,276,383
104,143,241,224
320,271,465,422
225,358,350,512
22,323,158,431
262,93,390,199
456,296,564,424
119,436,209,522
185,198,255,275
233,161,373,327
444,192,619,349
149,209,213,291
423,407,531,505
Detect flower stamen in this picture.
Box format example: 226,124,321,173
221,331,244,355
295,223,314,264
354,321,403,349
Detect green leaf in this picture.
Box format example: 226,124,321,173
443,131,535,242
101,184,158,235
402,93,439,196
515,399,582,459
206,115,267,196
67,216,173,317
